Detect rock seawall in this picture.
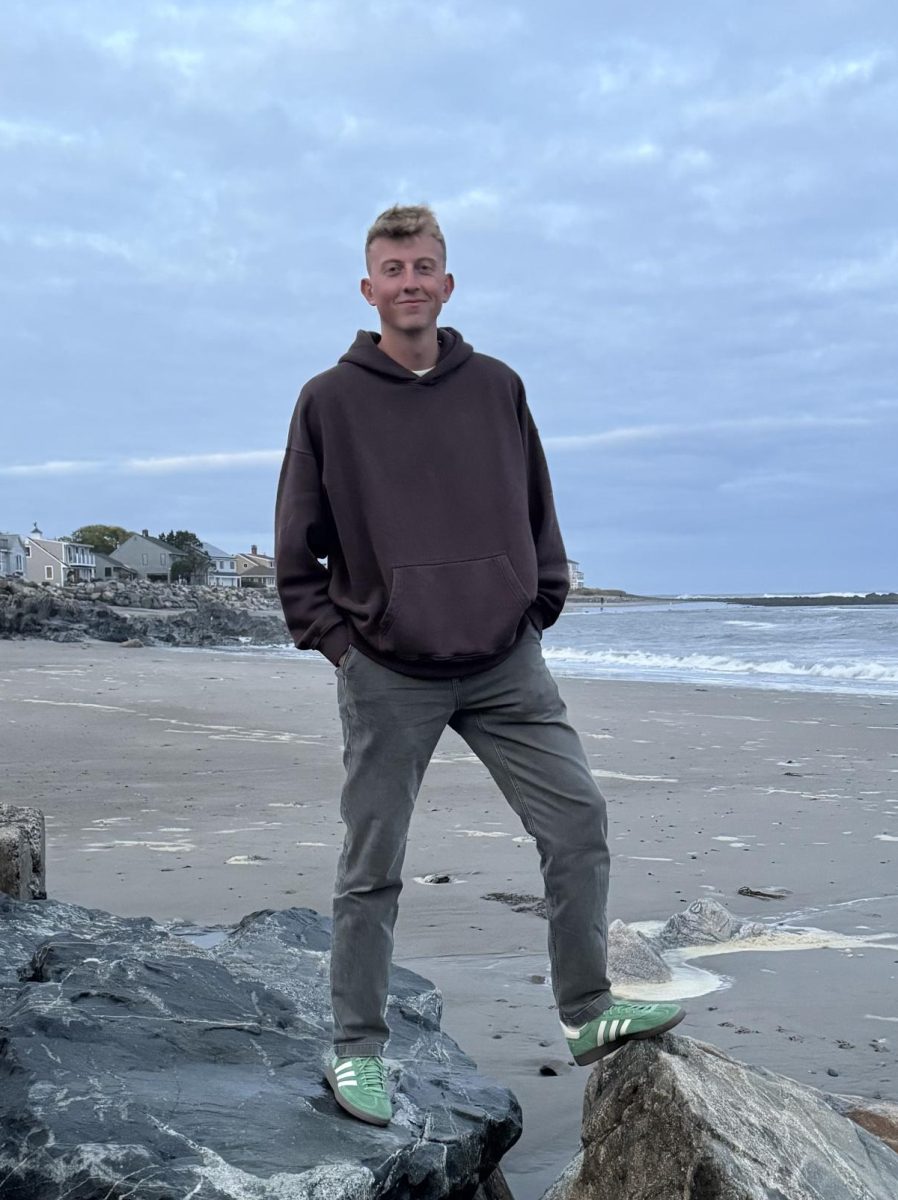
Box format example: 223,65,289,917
0,578,291,648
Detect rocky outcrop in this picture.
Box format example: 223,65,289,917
543,1034,898,1200
0,578,290,647
0,804,45,900
0,897,521,1199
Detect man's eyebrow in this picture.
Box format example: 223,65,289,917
380,256,438,267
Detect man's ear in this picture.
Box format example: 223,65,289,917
360,277,376,306
442,272,455,302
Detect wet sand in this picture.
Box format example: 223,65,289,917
2,638,896,1198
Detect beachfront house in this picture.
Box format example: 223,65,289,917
567,560,585,590
92,551,138,581
201,542,240,588
0,532,28,578
111,531,187,583
235,545,276,589
24,532,95,585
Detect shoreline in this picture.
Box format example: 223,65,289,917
2,638,896,1198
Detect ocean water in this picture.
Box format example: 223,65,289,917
213,600,898,699
543,601,898,697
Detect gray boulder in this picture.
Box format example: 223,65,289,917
0,803,45,900
542,1034,898,1199
606,918,671,985
0,897,520,1199
654,897,766,949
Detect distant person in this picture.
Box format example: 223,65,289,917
274,205,684,1126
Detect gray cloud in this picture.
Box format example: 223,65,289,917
3,0,896,591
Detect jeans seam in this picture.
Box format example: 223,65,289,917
474,713,537,838
475,713,564,1009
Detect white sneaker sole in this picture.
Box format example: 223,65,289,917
324,1064,392,1127
572,1009,685,1066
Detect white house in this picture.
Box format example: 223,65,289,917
0,532,28,578
567,559,585,590
201,542,240,588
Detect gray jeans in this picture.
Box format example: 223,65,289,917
331,622,611,1056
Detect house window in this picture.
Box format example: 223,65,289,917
141,553,148,565
15,554,23,571
45,565,53,580
229,560,235,569
25,544,31,556
160,553,165,564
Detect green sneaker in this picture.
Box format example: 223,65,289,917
563,1001,685,1065
324,1054,392,1126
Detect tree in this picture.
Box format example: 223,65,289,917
70,525,133,556
158,530,211,584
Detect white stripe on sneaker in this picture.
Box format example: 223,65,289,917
608,1019,620,1041
596,1020,607,1045
620,1018,632,1035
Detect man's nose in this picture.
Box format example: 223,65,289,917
400,267,421,290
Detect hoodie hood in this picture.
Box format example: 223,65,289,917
338,326,474,384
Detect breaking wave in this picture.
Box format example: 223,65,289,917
542,647,898,693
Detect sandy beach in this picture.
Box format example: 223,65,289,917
2,637,896,1198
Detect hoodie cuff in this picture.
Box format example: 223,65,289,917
317,622,352,667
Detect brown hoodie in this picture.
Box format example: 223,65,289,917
274,327,570,678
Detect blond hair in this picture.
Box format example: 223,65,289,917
365,204,446,266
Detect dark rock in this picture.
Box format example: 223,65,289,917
543,1034,898,1199
482,891,547,919
0,898,521,1199
473,1166,516,1200
538,1060,572,1077
736,885,792,901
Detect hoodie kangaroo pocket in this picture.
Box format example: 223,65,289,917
379,554,532,659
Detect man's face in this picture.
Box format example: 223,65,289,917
361,234,454,336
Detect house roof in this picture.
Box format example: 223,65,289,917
238,553,275,566
201,541,233,558
26,538,67,567
121,533,188,556
94,551,137,573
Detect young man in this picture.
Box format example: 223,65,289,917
274,205,684,1127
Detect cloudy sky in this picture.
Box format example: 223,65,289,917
3,1,896,593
